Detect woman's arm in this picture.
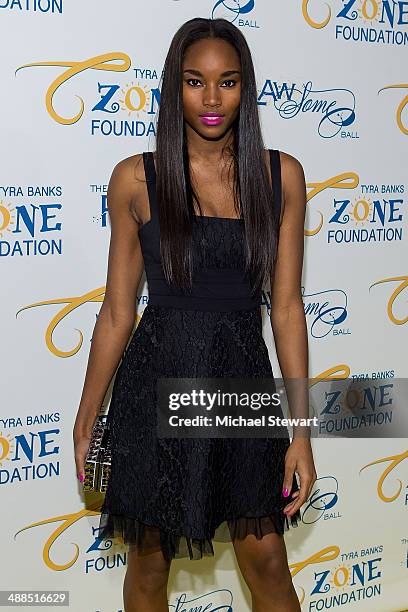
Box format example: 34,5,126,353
270,152,308,408
269,151,317,518
73,155,145,481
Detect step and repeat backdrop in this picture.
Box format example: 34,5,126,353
1,1,407,610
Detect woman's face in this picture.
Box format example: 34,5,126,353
182,37,241,141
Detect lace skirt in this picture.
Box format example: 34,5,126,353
98,304,300,562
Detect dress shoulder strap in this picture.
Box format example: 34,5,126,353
142,151,158,222
268,149,282,227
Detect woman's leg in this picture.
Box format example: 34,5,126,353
232,531,300,612
123,544,171,612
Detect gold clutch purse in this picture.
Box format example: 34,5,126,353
83,413,112,493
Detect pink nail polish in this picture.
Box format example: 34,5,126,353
79,473,84,483
282,487,289,497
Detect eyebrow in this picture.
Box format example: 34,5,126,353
183,69,241,77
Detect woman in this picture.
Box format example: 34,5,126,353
74,17,316,612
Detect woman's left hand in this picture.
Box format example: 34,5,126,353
282,437,317,518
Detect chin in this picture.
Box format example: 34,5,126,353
201,130,229,141
193,122,232,140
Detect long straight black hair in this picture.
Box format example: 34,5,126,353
155,17,278,294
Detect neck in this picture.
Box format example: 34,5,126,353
184,122,235,163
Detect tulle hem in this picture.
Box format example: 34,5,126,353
98,508,300,562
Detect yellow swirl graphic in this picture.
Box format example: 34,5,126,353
15,52,131,125
290,545,340,603
395,95,408,134
306,172,359,236
309,364,350,386
16,286,141,357
290,544,340,576
360,450,408,502
302,0,331,29
378,84,408,135
14,500,102,571
369,275,408,325
306,365,350,419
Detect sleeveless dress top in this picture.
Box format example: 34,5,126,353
98,149,300,562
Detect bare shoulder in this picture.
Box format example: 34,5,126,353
279,151,303,173
279,151,306,191
108,153,148,224
262,148,306,220
278,150,307,212
262,148,304,181
109,153,146,191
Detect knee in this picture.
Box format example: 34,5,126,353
243,552,293,593
125,552,170,596
135,569,168,596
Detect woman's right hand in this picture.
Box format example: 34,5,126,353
73,429,91,484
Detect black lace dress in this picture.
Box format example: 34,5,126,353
98,150,300,561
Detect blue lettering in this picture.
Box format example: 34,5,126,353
92,83,120,113
101,194,108,227
13,205,39,237
337,0,358,20
39,204,62,232
329,200,350,224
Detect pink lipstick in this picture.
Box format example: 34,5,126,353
199,112,225,126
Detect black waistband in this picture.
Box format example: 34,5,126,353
145,263,261,312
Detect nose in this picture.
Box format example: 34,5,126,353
202,82,222,108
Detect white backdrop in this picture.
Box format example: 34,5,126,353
1,1,407,610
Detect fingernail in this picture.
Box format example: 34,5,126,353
282,487,289,497
78,473,84,483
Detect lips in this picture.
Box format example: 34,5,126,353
199,114,225,126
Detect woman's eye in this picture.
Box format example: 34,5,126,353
221,80,237,88
185,78,237,88
186,78,202,87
